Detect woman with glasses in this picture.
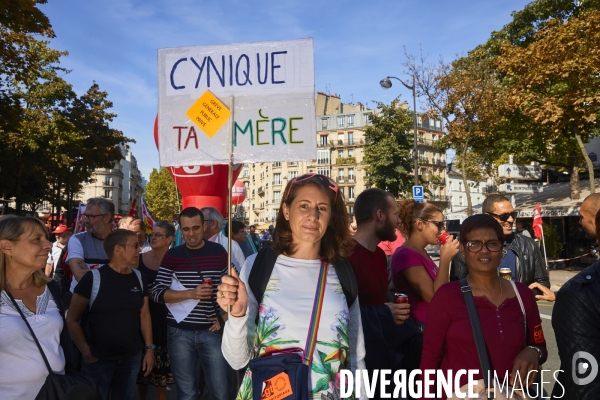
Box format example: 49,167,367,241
391,200,460,328
135,221,175,400
421,214,547,396
217,174,366,399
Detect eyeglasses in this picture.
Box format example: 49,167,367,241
82,213,107,220
463,240,503,253
149,233,167,239
284,173,339,204
420,219,445,231
486,211,518,222
124,242,141,249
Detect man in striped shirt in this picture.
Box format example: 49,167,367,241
152,207,229,400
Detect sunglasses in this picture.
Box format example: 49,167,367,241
420,219,445,231
463,240,503,253
485,211,518,222
284,173,339,204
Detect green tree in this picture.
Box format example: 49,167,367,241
405,47,501,215
144,168,181,221
363,98,414,197
495,11,600,199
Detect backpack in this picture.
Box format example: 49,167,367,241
88,268,143,309
248,248,358,317
53,245,71,296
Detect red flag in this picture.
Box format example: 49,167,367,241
140,197,155,234
532,203,543,240
128,199,137,217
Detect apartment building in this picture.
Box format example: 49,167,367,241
75,144,144,216
238,92,449,227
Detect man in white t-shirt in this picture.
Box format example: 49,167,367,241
66,198,113,294
45,224,72,277
200,207,246,273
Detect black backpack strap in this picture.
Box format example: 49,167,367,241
53,245,70,293
248,248,278,323
248,251,358,322
333,258,358,308
460,278,492,388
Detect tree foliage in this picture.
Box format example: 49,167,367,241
144,168,181,221
0,2,133,213
404,48,500,215
363,99,414,197
495,10,600,198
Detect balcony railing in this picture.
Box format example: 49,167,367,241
336,177,345,183
336,156,357,165
329,139,360,147
428,195,449,202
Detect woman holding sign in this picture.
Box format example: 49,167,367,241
217,173,365,400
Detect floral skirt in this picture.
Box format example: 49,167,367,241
136,345,174,387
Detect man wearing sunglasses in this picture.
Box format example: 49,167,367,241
450,194,550,293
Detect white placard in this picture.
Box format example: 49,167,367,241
157,38,316,167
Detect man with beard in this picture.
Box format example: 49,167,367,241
347,188,418,399
66,198,114,295
450,194,550,292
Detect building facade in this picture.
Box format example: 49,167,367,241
76,144,144,217
237,93,449,227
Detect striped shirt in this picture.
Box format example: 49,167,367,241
152,242,227,330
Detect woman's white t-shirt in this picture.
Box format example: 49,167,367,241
222,254,366,399
0,286,66,399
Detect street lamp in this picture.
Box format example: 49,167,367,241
379,75,419,185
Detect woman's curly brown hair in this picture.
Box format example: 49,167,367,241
397,199,442,237
272,174,354,263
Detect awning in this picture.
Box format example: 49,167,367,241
448,178,597,219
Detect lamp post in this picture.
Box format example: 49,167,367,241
380,75,419,186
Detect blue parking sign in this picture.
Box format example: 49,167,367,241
413,185,424,199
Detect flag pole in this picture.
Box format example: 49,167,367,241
540,225,549,269
227,96,235,316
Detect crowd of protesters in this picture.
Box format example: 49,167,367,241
1,178,599,399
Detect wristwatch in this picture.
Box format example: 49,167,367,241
145,344,156,351
527,345,543,360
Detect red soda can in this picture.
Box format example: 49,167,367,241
438,231,450,245
203,278,212,286
394,293,408,304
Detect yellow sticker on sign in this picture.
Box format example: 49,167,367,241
186,90,230,138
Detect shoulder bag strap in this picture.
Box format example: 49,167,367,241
6,290,54,375
459,278,491,389
510,280,527,342
303,261,328,366
183,247,225,328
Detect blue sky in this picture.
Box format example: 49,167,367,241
40,0,530,180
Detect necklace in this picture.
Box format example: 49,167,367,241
7,279,34,291
468,277,503,304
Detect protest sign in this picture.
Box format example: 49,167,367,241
157,38,316,167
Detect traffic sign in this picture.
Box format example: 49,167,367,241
498,164,542,180
413,186,424,200
498,183,543,194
